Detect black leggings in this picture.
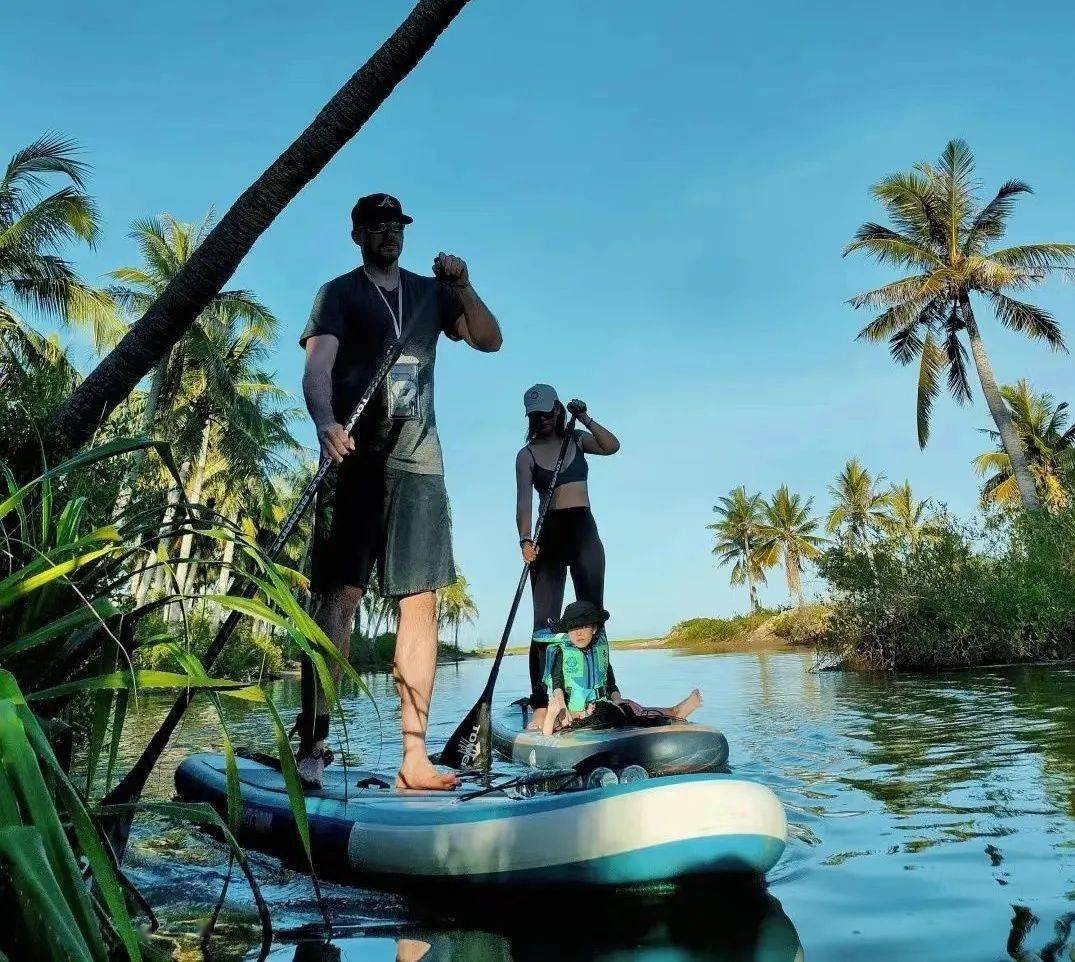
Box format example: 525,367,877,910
528,506,605,708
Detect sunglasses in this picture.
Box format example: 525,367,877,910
363,222,407,234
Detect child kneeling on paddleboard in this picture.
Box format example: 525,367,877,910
540,600,702,736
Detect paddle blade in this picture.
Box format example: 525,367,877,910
439,699,491,771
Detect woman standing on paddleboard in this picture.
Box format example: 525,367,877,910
515,383,620,729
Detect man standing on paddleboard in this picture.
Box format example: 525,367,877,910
298,193,502,790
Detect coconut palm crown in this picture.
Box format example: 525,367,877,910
844,139,1075,511
826,458,891,548
708,485,773,611
974,380,1075,513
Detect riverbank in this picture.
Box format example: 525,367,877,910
469,607,828,659
651,606,829,655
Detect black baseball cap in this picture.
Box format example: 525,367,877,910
351,193,414,229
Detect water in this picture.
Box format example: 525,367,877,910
111,649,1075,960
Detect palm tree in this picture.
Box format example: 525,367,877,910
879,480,939,550
761,486,825,606
974,380,1075,514
844,139,1075,511
54,0,472,449
437,572,479,659
707,486,772,611
826,459,890,550
109,213,276,438
0,136,120,355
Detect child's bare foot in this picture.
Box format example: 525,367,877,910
527,707,547,731
395,756,459,791
672,688,703,720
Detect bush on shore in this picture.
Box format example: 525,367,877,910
346,630,468,671
136,611,285,680
817,509,1075,671
768,604,831,645
667,610,777,646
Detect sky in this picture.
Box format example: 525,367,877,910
4,0,1075,646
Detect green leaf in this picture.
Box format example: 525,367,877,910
0,543,118,609
28,669,254,702
0,436,176,522
11,699,141,961
0,597,116,659
0,827,99,962
0,702,107,960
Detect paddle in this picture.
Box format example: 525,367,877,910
440,412,579,771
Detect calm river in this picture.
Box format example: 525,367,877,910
112,649,1075,960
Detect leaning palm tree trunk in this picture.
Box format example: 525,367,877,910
962,298,1041,510
54,0,472,449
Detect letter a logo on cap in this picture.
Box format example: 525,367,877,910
379,195,396,208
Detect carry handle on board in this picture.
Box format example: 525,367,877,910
103,308,425,814
439,413,579,772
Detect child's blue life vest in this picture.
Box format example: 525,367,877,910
538,628,612,713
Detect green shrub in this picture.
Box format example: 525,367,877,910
136,610,284,681
668,610,776,645
769,604,830,645
817,509,1075,670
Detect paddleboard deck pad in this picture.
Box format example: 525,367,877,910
490,703,729,776
175,752,786,889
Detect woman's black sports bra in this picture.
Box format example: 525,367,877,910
528,433,589,495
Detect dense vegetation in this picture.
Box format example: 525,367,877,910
819,510,1075,670
704,141,1075,672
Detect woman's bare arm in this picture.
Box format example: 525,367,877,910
577,414,620,455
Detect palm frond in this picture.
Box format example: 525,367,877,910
1,134,89,196
843,223,942,270
988,293,1066,350
963,180,1032,254
916,329,945,448
943,321,972,404
870,170,947,249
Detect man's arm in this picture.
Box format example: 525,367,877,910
303,334,354,463
433,252,503,352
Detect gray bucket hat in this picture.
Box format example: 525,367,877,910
524,383,559,415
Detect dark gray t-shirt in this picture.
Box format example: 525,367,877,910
300,267,463,475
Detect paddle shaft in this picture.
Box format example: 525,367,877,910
104,314,421,811
483,414,578,698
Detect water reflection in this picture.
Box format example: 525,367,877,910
103,652,1075,961
259,891,802,962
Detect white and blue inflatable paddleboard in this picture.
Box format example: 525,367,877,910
490,704,730,776
175,753,786,888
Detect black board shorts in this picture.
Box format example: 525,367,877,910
310,457,455,598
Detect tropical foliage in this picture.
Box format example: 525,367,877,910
974,380,1075,514
878,480,940,551
819,508,1075,670
0,136,119,353
708,486,771,611
437,572,479,656
826,459,891,549
761,486,825,606
0,441,356,959
844,138,1075,510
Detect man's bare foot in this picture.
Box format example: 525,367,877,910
527,707,547,731
672,688,703,720
395,756,459,791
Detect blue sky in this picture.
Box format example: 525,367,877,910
5,1,1075,644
